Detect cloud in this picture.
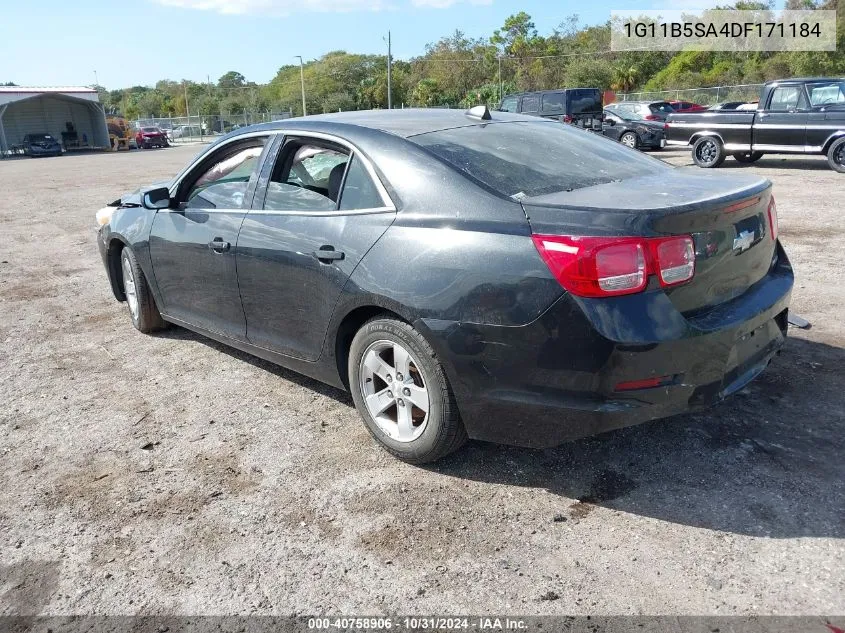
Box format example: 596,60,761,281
411,0,492,7
153,0,389,15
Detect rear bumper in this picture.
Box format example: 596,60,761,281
420,245,793,448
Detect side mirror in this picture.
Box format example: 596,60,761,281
142,187,171,210
608,119,616,126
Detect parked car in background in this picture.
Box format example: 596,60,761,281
135,127,168,149
669,100,707,112
170,125,203,140
499,88,603,130
709,101,747,110
21,133,62,157
736,102,760,110
601,108,665,150
665,77,845,171
95,107,792,463
605,101,676,121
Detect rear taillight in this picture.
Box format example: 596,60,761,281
767,196,778,242
562,115,573,123
645,114,660,120
532,234,695,298
651,236,695,286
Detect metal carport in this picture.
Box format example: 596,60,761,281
0,86,109,156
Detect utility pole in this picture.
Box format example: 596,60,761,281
498,56,502,103
93,70,98,88
295,56,307,116
386,31,393,109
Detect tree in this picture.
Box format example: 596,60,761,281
218,71,246,89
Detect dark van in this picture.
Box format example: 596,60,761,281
498,88,603,130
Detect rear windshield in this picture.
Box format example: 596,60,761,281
649,102,676,114
569,89,602,115
410,121,669,198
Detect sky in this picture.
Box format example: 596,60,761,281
1,0,752,89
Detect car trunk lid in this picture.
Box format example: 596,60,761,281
521,169,775,314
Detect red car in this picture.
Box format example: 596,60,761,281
669,100,708,112
134,126,168,149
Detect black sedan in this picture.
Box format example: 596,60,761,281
22,133,62,157
601,109,666,150
96,107,793,463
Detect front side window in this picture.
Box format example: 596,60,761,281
411,120,669,199
263,142,349,212
184,140,267,209
807,82,845,106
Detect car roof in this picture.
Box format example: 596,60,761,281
237,108,547,139
766,77,845,84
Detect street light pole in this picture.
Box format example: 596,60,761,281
498,56,502,103
386,31,392,110
295,55,307,116
93,70,98,88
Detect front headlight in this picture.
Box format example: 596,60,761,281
96,206,116,227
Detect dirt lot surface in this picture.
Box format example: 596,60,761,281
1,145,843,616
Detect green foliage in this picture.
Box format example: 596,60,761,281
95,10,845,118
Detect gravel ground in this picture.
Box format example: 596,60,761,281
0,145,843,616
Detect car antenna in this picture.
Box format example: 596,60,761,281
466,105,492,121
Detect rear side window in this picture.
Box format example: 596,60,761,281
649,102,675,115
339,155,384,210
541,93,566,113
521,95,540,113
768,86,808,111
411,121,668,198
569,90,602,115
500,96,519,113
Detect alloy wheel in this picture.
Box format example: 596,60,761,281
696,139,718,165
122,255,139,321
359,340,430,442
621,133,637,149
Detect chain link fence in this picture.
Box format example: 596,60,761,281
617,84,764,106
133,112,293,144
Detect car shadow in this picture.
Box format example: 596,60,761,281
160,325,843,539
158,326,353,405
428,335,845,539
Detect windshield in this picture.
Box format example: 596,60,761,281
142,127,160,133
30,134,53,142
807,81,845,106
410,121,669,198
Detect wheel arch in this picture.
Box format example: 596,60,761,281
333,304,409,390
106,236,129,301
822,131,845,153
689,131,725,145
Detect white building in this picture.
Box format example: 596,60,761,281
0,86,110,155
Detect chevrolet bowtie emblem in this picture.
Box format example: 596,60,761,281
733,230,755,253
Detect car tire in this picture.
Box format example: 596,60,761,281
348,317,467,464
120,247,166,334
733,151,763,163
826,137,845,173
620,132,638,149
692,136,726,168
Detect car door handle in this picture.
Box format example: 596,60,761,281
313,247,344,262
208,238,230,253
